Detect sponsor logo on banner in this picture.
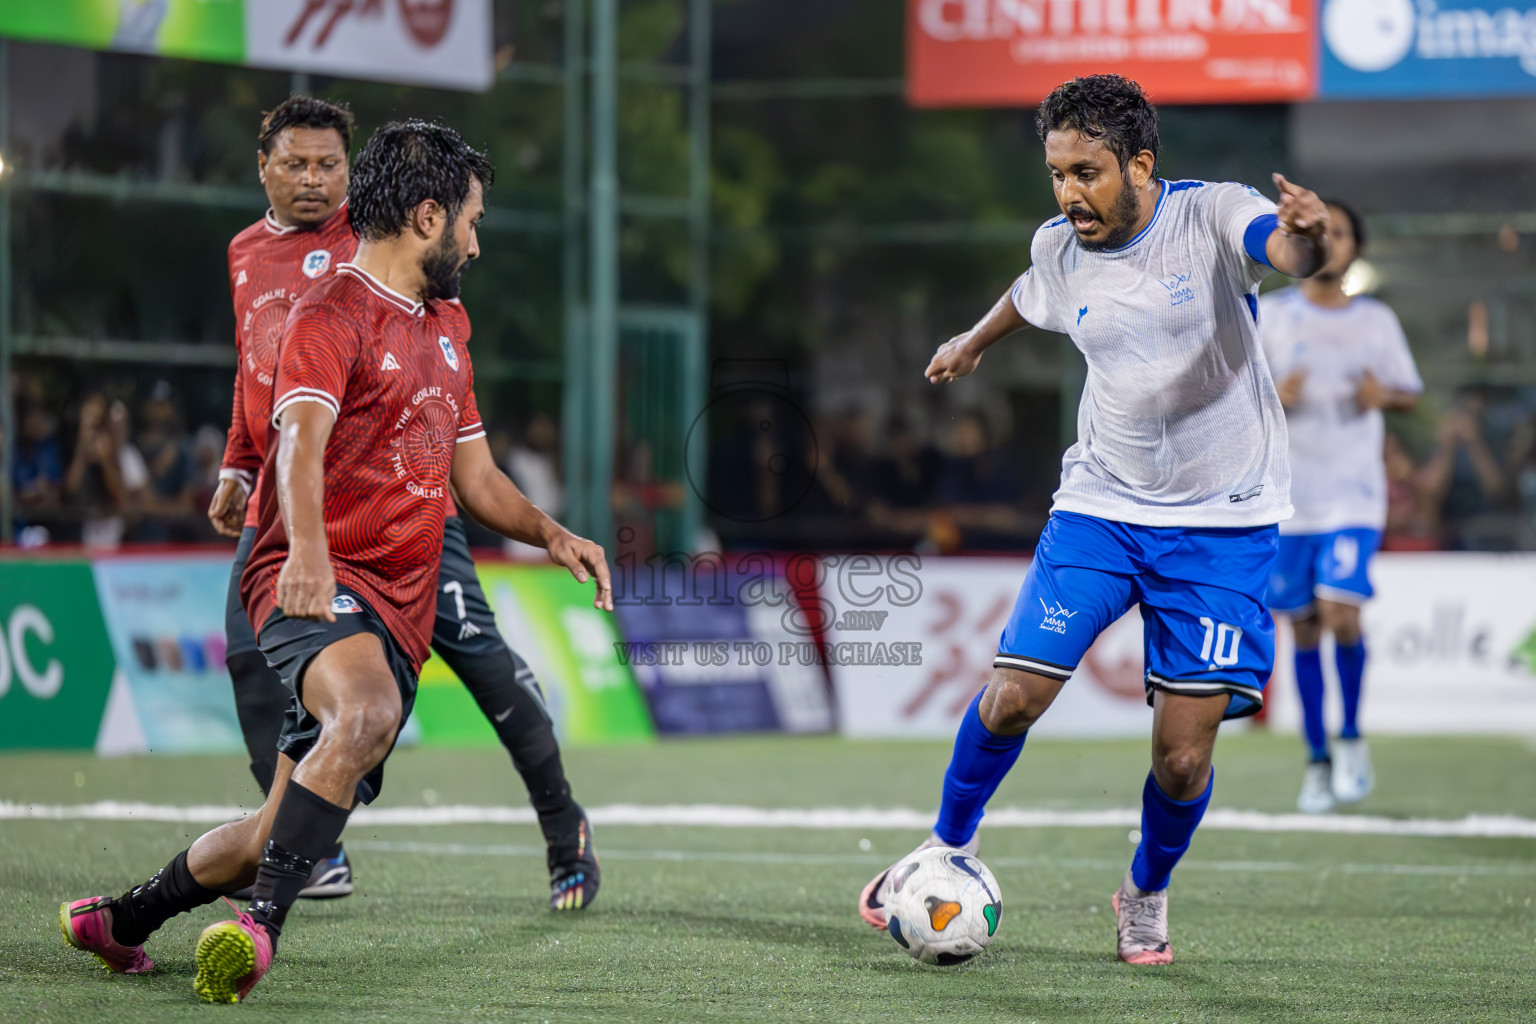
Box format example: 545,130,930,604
907,0,1316,107
828,557,1155,738
247,0,494,92
1320,0,1536,96
0,562,120,751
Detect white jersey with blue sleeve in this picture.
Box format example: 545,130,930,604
1010,179,1292,528
1258,288,1422,534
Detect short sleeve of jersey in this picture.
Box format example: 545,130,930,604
1369,302,1423,394
271,301,362,426
1205,182,1280,289
456,347,485,444
1009,221,1069,333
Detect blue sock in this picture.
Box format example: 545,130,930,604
1294,647,1329,762
933,690,1027,846
1336,642,1365,740
1130,770,1213,893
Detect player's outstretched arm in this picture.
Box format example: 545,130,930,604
1265,174,1332,278
274,402,337,622
925,288,1028,384
450,435,614,611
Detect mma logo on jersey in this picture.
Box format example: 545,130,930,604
1038,599,1077,635
331,595,363,614
1160,272,1194,307
302,249,332,279
438,335,459,371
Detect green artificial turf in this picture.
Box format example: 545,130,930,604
2,733,1533,1023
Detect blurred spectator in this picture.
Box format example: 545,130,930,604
190,423,227,516
505,413,564,516
1382,431,1441,550
1421,390,1512,549
14,404,65,526
866,414,940,540
133,383,198,540
932,410,1029,552
65,395,148,549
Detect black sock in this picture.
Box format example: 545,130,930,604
110,849,223,947
248,780,351,944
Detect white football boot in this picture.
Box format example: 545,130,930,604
1331,738,1374,805
1297,761,1336,814
857,830,980,929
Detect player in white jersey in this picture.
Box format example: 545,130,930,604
1260,200,1421,813
858,76,1332,965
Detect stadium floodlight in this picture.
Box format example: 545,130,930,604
1342,258,1379,296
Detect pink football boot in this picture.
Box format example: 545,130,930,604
59,897,155,974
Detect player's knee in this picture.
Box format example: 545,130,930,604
1153,746,1210,796
980,673,1051,733
1291,613,1323,650
325,697,401,765
1322,605,1362,645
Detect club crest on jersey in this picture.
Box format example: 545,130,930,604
331,594,363,614
438,335,459,371
301,249,332,279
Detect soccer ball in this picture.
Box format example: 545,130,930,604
883,846,1003,965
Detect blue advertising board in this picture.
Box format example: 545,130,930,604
1320,0,1536,98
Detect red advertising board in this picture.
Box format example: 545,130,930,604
907,0,1317,108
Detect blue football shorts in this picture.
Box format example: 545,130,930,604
995,511,1279,719
1267,528,1381,614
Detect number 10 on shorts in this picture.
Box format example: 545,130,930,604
1198,617,1242,670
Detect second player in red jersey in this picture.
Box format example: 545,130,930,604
242,266,482,667
219,204,357,521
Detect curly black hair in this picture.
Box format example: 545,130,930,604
1035,75,1159,173
258,95,356,155
1322,198,1367,253
347,120,496,243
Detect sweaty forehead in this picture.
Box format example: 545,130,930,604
269,126,347,161
1043,130,1117,170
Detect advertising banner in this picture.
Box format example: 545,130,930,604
1267,553,1536,734
906,0,1317,108
826,556,1157,739
0,560,118,750
612,557,834,735
0,1,493,92
1319,0,1536,98
91,555,244,755
413,563,655,747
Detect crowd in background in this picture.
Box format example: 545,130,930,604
13,370,1536,555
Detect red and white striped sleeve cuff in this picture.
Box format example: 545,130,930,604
271,387,340,427
218,467,254,494
457,421,486,444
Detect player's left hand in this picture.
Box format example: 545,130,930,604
1272,173,1328,239
548,532,614,611
1355,371,1384,412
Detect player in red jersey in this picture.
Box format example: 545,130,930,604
205,96,600,908
60,120,612,1004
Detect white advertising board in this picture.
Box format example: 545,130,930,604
248,0,494,92
1267,553,1536,735
830,552,1536,739
826,556,1156,739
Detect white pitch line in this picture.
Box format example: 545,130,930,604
344,839,1536,879
3,800,1536,839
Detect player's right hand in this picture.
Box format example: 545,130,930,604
1276,371,1306,409
206,477,249,538
276,549,337,622
925,334,983,384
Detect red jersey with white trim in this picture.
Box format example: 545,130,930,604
221,205,357,527
241,264,485,670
